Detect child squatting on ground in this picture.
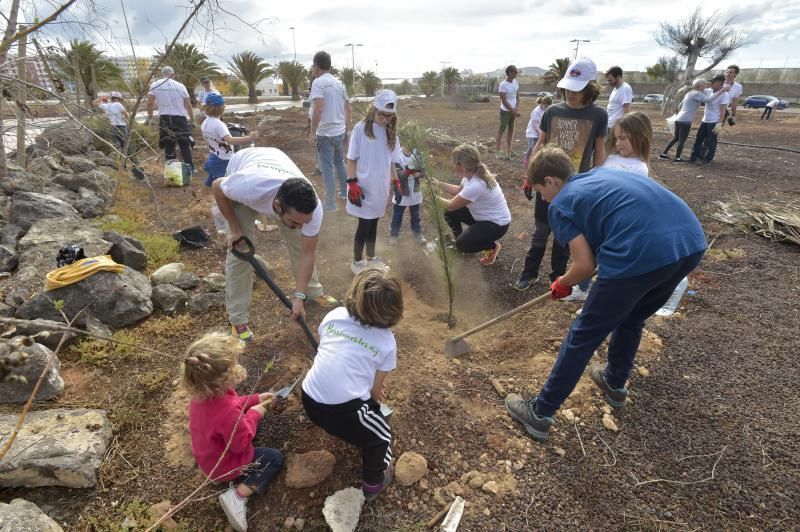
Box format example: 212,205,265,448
301,268,403,502
346,89,402,275
390,146,426,244
184,333,284,532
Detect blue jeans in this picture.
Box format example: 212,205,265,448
690,122,717,163
317,134,348,210
390,204,422,237
236,447,284,495
535,250,705,417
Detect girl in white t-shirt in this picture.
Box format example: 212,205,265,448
346,89,402,274
602,112,652,177
433,144,512,266
389,146,425,244
301,269,403,503
523,96,552,168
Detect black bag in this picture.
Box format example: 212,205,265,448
173,226,209,248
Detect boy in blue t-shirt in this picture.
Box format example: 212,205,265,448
506,146,707,442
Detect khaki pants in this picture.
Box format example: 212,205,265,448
225,203,324,326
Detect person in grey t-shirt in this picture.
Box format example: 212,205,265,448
659,78,729,162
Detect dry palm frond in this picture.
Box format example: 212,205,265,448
712,198,800,246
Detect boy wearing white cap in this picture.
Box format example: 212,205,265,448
93,91,130,154
345,89,402,274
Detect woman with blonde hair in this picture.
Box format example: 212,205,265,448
432,144,511,265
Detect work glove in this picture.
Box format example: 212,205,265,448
523,181,533,201
393,177,402,203
347,178,365,207
727,117,736,127
550,276,572,300
712,123,721,135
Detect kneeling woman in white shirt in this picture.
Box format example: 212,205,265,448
433,144,512,266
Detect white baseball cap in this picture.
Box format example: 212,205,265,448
373,89,398,113
557,57,598,92
110,91,123,99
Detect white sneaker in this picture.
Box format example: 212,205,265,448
365,257,390,271
351,260,367,275
561,287,588,302
219,487,248,531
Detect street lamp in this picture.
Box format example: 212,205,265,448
345,43,363,69
569,39,590,60
289,27,297,61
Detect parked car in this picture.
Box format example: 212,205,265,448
643,94,664,104
743,95,789,109
536,91,554,98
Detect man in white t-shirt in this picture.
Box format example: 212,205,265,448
723,64,743,126
196,76,220,121
605,66,633,130
689,74,730,165
495,65,520,158
309,51,352,211
211,147,338,343
93,91,130,154
147,66,195,169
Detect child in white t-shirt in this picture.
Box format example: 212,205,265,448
301,269,403,503
602,112,652,177
523,95,552,168
201,93,258,186
389,146,424,244
346,89,402,274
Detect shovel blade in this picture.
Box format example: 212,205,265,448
444,338,471,357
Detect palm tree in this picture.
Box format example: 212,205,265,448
51,39,122,104
339,67,359,96
440,67,461,95
360,70,381,96
419,71,439,97
277,61,308,101
155,43,220,103
228,51,273,104
543,57,571,87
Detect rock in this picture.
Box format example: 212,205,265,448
637,367,650,377
36,124,93,155
83,314,113,339
1,170,46,195
562,409,576,424
395,451,427,486
0,408,112,488
104,231,147,271
26,158,55,179
2,223,25,247
147,500,179,530
88,151,116,167
75,187,106,218
202,272,226,292
151,263,184,285
294,517,305,530
63,155,97,173
285,450,336,488
602,414,619,432
0,244,18,272
152,285,189,315
284,517,295,528
481,480,499,495
468,472,486,489
41,183,79,206
16,266,153,329
53,170,114,198
10,192,80,230
0,499,63,531
13,319,76,350
553,447,566,458
5,288,30,308
0,302,12,317
173,271,200,290
189,292,226,313
322,487,364,532
0,339,63,403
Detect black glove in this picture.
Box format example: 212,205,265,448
523,181,533,201
727,117,736,126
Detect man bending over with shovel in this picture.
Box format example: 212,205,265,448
212,147,338,343
505,146,707,442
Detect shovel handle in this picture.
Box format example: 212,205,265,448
448,292,551,343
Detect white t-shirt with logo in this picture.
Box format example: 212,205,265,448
498,79,519,111
392,150,423,207
311,72,349,137
201,116,234,160
525,104,546,139
302,306,397,404
99,102,126,126
701,90,730,123
148,78,190,117
346,121,402,219
724,81,742,100
457,176,512,226
607,81,633,128
602,155,648,176
218,148,323,237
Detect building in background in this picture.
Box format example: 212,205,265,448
256,76,281,97
1,55,55,92
108,56,154,82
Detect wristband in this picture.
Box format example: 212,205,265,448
292,291,307,301
346,177,358,183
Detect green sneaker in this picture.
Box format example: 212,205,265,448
231,324,253,344
505,393,553,442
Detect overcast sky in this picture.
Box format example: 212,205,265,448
29,0,800,79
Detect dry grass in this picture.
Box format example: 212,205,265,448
712,198,800,246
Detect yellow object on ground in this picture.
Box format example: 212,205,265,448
45,255,125,290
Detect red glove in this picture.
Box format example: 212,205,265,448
523,181,533,201
403,168,420,177
347,178,365,207
550,276,572,300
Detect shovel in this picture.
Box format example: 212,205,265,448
274,371,304,400
444,292,551,357
230,236,319,357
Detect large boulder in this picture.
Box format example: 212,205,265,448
323,487,364,532
0,339,63,403
285,450,336,488
150,263,183,285
1,170,47,195
35,125,93,155
0,408,113,488
152,284,189,315
74,187,106,218
13,318,76,350
173,271,200,289
53,170,115,198
103,231,147,270
0,499,63,532
41,183,79,206
9,192,80,231
395,452,428,486
16,266,153,329
0,244,18,272
1,223,25,247
63,155,96,173
188,292,225,313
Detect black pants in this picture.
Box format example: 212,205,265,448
689,122,717,163
302,391,391,485
444,207,509,253
521,217,569,282
158,115,193,166
761,107,773,120
662,121,691,159
354,217,379,261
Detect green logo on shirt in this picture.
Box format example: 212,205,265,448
325,323,379,357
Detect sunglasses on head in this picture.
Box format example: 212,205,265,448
377,111,394,118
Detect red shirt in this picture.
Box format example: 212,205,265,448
189,389,262,481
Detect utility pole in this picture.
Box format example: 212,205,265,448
345,43,363,70
569,39,590,60
289,27,297,61
440,61,450,97
16,24,27,167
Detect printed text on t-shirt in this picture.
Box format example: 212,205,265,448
325,323,379,357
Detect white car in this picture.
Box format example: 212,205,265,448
643,94,664,104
